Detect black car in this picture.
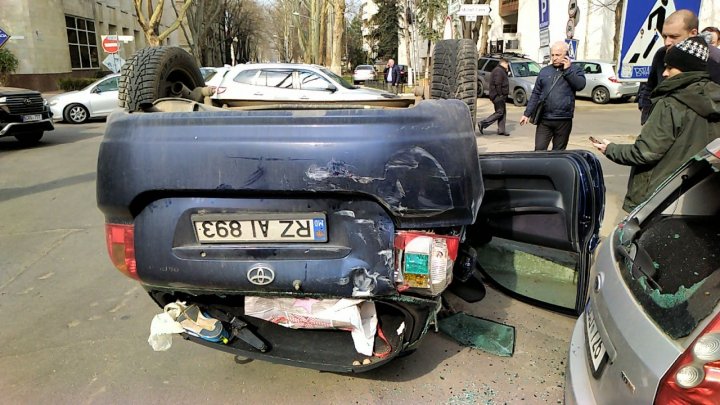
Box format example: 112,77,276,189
0,87,54,145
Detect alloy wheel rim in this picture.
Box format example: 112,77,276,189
70,106,87,122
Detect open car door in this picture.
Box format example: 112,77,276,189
467,151,605,315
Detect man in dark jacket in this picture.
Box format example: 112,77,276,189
478,58,510,135
384,59,401,94
520,41,586,150
593,36,720,212
637,10,720,124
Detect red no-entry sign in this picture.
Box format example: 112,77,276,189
101,35,119,54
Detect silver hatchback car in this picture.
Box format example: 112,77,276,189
565,139,720,404
572,60,640,104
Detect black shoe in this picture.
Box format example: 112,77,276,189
478,124,486,135
498,132,510,136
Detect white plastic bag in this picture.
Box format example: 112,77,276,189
244,297,378,356
147,301,186,351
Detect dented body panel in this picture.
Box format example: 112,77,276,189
97,100,483,229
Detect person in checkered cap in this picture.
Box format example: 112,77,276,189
591,35,720,212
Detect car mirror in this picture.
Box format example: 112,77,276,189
326,84,337,93
92,87,102,94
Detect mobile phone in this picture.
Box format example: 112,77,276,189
589,136,601,143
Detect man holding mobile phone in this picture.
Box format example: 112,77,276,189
520,41,586,151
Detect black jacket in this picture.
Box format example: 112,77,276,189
488,65,509,100
384,65,401,85
524,64,586,120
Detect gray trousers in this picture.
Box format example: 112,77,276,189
480,97,506,133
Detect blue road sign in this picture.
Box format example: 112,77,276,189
617,0,701,81
0,27,10,49
565,39,579,60
538,0,550,30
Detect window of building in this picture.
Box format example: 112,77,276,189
502,24,518,34
65,15,99,69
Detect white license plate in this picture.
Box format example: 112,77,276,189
192,213,327,243
22,114,42,122
585,301,608,375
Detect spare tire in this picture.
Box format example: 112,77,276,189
430,39,478,126
119,46,205,112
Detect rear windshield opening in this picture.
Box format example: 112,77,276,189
620,164,720,339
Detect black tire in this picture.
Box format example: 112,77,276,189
592,86,610,104
513,88,528,106
619,95,631,103
14,132,43,145
64,103,89,124
477,80,484,98
431,39,478,126
119,46,204,112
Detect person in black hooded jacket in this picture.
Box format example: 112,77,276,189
520,41,586,150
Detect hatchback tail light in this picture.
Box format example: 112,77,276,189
609,76,620,83
655,313,720,404
104,223,139,280
393,231,460,296
215,86,227,94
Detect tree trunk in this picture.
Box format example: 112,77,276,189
613,0,624,64
330,0,345,74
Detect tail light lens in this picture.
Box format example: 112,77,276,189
104,223,138,280
609,76,620,83
393,231,459,296
216,87,227,94
655,313,720,404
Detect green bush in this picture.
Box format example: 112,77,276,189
0,48,19,86
57,77,97,91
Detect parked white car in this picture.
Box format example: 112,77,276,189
352,65,376,84
212,63,397,103
571,60,640,104
48,74,120,123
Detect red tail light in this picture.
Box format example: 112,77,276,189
216,87,227,94
104,223,138,280
609,76,620,83
393,231,459,296
655,313,720,404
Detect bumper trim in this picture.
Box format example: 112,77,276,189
0,118,55,137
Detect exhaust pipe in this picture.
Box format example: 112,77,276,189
171,82,215,102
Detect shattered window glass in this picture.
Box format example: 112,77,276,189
619,168,720,339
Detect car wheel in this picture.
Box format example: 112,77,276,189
477,80,484,98
431,39,478,126
64,103,89,124
14,132,43,146
513,88,528,106
592,86,610,104
119,46,204,112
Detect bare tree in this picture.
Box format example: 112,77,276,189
329,0,345,74
172,0,223,64
133,0,194,46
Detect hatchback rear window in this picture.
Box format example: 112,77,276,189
619,159,720,339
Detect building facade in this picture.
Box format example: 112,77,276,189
0,0,183,91
363,0,718,77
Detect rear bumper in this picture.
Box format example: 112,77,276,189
149,289,439,372
0,118,54,137
565,313,597,405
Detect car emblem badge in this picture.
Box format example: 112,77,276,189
23,98,32,105
247,265,275,286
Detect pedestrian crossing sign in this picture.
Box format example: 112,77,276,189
565,39,579,60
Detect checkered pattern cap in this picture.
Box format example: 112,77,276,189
665,36,709,72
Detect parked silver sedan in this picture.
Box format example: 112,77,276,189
48,74,120,124
572,60,640,104
565,139,720,404
212,63,397,104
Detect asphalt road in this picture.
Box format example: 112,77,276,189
0,99,640,404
